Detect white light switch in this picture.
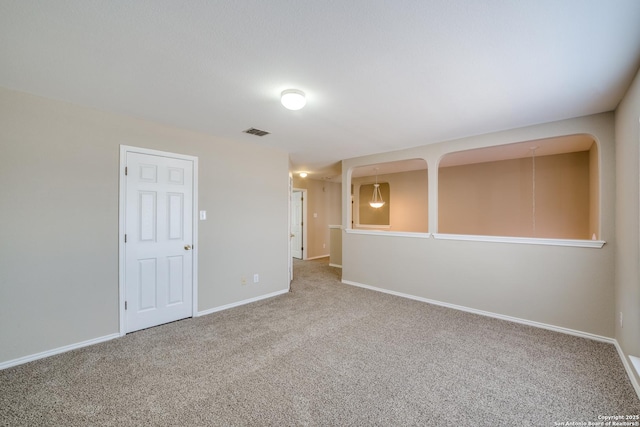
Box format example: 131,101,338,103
199,210,207,220
313,213,318,218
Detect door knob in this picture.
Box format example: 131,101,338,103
290,233,295,238
184,245,192,250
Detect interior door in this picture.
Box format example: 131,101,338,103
291,190,303,259
124,152,194,333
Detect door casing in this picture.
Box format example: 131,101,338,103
118,145,199,336
292,188,307,260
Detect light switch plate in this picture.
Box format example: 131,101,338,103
199,210,207,220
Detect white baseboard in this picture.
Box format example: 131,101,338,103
342,279,640,399
0,333,120,371
305,254,329,261
341,279,614,344
1,289,291,370
197,288,289,317
329,263,342,268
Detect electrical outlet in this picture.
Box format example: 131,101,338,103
620,312,624,328
241,276,247,285
253,274,259,283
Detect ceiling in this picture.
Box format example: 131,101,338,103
1,1,639,180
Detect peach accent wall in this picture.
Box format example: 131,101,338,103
438,151,591,239
358,183,390,225
589,143,600,239
352,169,428,233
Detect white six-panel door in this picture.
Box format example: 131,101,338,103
124,151,194,333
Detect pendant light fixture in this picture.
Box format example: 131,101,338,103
369,168,385,208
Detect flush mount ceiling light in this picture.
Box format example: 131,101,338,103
281,89,306,110
299,172,308,178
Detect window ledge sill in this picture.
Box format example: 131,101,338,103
344,230,605,248
346,229,431,239
433,233,605,248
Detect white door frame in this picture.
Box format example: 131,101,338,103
288,175,293,283
118,145,199,336
292,188,308,260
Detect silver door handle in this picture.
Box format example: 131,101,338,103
184,245,192,250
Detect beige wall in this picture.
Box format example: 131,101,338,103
439,151,591,239
615,66,640,382
353,169,428,232
291,177,341,259
329,226,343,267
0,87,290,364
343,113,614,337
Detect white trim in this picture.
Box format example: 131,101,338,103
631,355,640,377
343,279,640,398
292,188,307,260
288,174,293,285
354,224,391,229
329,263,343,268
433,233,605,248
192,156,199,317
119,145,199,336
196,289,289,317
341,279,613,343
118,147,127,336
0,333,120,370
306,254,330,260
615,344,640,399
346,229,431,239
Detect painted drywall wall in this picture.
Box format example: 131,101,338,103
353,169,429,232
329,226,342,267
342,113,614,337
615,66,640,381
291,177,341,259
438,151,591,239
0,87,290,364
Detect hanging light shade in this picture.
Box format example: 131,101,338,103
370,184,385,208
370,169,385,208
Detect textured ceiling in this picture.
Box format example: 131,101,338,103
1,1,639,179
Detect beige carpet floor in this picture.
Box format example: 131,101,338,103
1,258,639,426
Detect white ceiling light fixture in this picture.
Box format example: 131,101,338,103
370,168,385,209
299,172,308,178
281,89,306,110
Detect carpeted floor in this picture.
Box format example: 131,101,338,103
1,258,639,426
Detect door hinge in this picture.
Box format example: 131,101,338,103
125,301,128,310
124,234,127,243
125,166,128,176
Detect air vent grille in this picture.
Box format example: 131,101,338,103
243,127,270,137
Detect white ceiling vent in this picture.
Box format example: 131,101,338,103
243,127,270,137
